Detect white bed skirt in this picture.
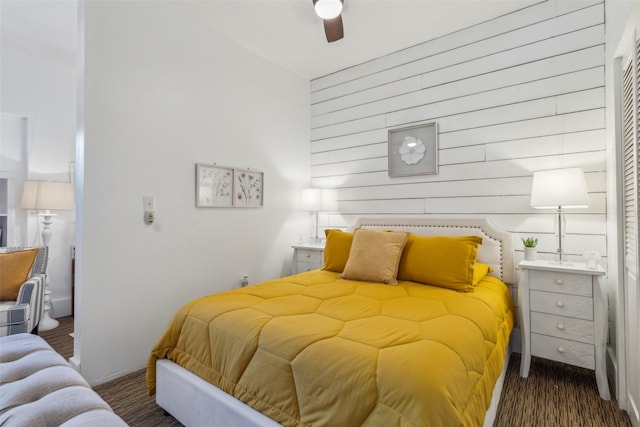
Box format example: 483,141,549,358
156,346,511,427
157,358,282,427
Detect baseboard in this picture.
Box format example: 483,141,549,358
606,345,622,407
69,356,81,373
51,296,72,318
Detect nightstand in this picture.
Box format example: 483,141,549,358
518,260,610,400
291,242,325,274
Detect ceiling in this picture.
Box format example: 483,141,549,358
1,0,539,80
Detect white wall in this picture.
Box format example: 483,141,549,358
311,1,606,260
0,4,77,318
77,1,311,385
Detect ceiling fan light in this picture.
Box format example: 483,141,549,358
314,0,343,20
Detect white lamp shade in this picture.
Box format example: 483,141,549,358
314,0,343,19
530,167,589,209
21,180,74,211
301,188,322,211
301,188,336,212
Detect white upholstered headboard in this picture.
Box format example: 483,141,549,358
352,217,515,285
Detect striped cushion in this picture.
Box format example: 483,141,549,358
0,304,30,335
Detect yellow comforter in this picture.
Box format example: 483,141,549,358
147,270,515,427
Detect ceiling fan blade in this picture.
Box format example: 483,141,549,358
323,15,344,43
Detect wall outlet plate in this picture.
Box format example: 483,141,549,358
144,211,155,225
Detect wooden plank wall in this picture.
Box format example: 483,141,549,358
310,0,606,266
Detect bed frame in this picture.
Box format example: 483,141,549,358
156,217,515,426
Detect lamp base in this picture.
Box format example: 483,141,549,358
38,310,60,332
38,288,59,332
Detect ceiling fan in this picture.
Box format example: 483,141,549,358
313,0,344,43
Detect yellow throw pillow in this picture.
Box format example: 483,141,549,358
0,248,38,300
472,262,493,286
340,229,410,285
323,229,354,273
397,235,482,292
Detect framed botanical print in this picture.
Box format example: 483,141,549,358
196,163,234,207
234,168,263,207
388,122,438,177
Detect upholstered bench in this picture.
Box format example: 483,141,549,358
0,333,128,426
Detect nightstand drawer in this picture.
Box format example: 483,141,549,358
531,333,594,370
292,244,325,274
531,312,594,344
296,249,323,264
529,270,592,297
530,290,593,320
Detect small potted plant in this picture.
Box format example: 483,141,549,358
522,237,538,261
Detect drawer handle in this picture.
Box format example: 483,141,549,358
556,301,565,308
556,323,565,330
557,347,566,353
555,279,564,285
306,254,311,258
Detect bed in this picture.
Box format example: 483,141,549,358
147,217,516,427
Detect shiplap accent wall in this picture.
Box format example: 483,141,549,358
310,0,606,266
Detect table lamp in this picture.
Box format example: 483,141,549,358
301,188,335,243
530,167,588,263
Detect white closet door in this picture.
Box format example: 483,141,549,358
619,33,640,427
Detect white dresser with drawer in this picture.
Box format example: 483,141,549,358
291,242,325,274
518,260,610,400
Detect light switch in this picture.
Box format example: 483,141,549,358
143,196,155,212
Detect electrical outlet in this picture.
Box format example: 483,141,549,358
144,211,155,225
240,275,249,287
